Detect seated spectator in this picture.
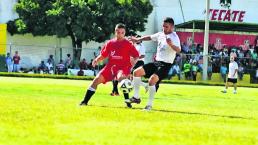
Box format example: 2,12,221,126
183,60,191,80
79,58,88,70
38,61,46,74
56,60,65,74
207,63,213,80
46,59,54,74
191,61,198,81
88,59,94,70
220,63,227,83
167,63,181,80
77,68,84,76
256,68,258,83
238,63,244,80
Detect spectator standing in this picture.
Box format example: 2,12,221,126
13,51,21,72
5,52,13,72
220,63,228,82
221,56,238,94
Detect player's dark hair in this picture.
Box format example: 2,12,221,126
115,23,126,29
163,17,174,25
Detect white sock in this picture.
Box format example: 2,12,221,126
147,85,156,106
88,87,96,92
133,77,141,99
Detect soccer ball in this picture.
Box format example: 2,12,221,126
120,79,133,93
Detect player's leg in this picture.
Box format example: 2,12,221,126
132,66,145,100
80,74,105,105
144,62,172,110
233,79,237,94
144,74,159,110
222,77,229,93
110,80,119,96
116,69,132,108
131,61,148,92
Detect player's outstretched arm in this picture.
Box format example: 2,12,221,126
129,36,151,43
92,55,105,67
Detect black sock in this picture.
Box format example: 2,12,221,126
113,80,119,93
123,93,129,100
81,89,95,105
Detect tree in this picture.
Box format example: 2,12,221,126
7,0,153,67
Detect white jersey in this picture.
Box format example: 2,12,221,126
135,43,146,62
150,32,181,64
228,61,238,79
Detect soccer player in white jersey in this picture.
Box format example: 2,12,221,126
128,17,181,110
221,56,239,94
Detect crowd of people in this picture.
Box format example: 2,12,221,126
167,37,258,83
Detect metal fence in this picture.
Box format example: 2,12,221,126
1,43,257,83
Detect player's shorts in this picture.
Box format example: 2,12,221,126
131,60,144,74
142,61,172,80
99,64,131,83
227,78,237,83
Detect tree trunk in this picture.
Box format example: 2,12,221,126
72,39,82,69
67,24,82,69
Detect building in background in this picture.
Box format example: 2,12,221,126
1,0,258,68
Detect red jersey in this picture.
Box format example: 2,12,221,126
101,39,139,67
13,55,20,64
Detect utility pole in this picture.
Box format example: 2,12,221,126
203,0,210,80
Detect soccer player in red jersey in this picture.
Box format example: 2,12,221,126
80,23,139,108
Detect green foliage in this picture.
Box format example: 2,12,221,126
8,0,153,43
0,77,258,145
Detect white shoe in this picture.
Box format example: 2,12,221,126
143,105,152,111
233,91,237,94
221,90,227,93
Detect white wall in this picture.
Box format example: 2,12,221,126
7,34,100,68
3,0,258,68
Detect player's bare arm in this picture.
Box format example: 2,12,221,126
232,69,238,78
166,38,181,53
129,36,151,43
92,55,105,67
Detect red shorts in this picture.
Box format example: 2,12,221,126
99,65,131,83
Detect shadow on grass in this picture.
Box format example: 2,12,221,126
84,104,255,120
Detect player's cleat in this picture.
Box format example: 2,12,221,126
143,105,152,111
221,90,227,93
233,91,237,94
129,97,141,104
79,101,88,106
126,102,132,108
110,92,120,96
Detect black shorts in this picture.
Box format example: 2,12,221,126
227,78,237,83
142,61,172,80
131,60,144,74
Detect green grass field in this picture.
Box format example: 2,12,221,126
0,76,257,145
